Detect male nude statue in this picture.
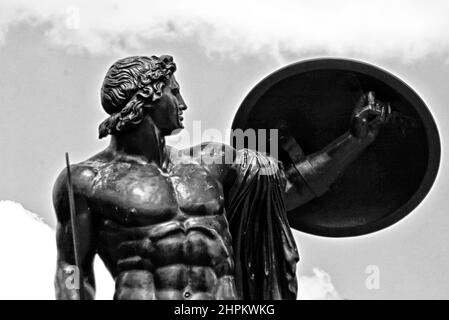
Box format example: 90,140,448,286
54,55,390,300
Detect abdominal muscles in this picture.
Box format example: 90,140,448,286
114,267,237,300
98,217,238,300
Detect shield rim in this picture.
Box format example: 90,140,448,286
231,58,441,237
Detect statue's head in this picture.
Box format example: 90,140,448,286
98,55,187,138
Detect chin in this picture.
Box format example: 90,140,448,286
164,126,183,136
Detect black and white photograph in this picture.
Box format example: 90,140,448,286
0,0,448,304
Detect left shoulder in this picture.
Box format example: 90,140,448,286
172,142,236,166
169,142,237,185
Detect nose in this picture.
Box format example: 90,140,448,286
178,96,188,110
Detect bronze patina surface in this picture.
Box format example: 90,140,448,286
54,55,405,300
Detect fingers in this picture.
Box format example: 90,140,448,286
368,103,390,128
380,103,392,123
367,91,376,105
379,105,386,123
385,102,392,122
354,91,377,117
376,102,391,121
367,100,388,118
374,102,383,114
352,91,390,136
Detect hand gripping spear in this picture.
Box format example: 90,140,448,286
65,152,85,300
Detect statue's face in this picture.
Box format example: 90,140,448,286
149,75,188,135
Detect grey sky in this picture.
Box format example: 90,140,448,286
0,1,448,299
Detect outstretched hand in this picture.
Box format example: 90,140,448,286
350,91,391,142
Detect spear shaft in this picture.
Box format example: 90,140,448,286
65,152,85,300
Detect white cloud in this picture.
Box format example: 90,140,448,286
0,200,114,299
0,0,448,62
298,268,342,300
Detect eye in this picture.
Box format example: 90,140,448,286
172,87,180,95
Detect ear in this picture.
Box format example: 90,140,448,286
136,86,153,100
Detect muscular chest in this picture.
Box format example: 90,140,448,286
91,162,224,225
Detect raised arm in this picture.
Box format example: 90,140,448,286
53,167,97,300
283,92,390,211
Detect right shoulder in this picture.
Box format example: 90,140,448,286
52,160,99,222
53,162,98,195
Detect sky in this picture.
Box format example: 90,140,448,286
0,0,448,299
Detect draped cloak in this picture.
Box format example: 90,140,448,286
226,149,299,300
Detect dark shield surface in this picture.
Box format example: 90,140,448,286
231,58,440,237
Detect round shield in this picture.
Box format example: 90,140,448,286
231,58,440,237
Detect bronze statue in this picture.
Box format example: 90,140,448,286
53,55,391,300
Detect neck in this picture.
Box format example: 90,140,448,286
109,117,169,168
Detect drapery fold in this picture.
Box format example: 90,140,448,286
227,149,299,300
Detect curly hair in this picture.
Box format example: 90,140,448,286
98,55,177,139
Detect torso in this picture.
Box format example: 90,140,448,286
73,145,238,300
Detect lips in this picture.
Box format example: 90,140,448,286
178,104,185,122
178,108,184,122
